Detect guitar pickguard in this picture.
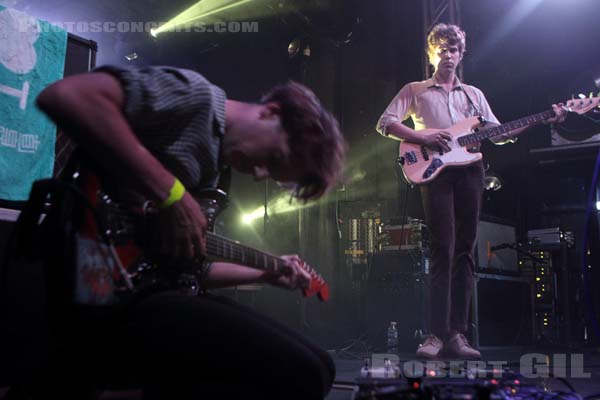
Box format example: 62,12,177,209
423,158,444,180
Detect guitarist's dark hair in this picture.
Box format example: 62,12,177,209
261,81,347,201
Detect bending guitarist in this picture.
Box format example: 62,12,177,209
35,65,346,399
376,23,566,359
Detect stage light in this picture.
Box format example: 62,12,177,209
240,193,314,226
242,209,264,225
151,0,254,37
288,38,301,58
596,201,600,210
483,172,502,191
125,52,138,61
287,37,311,59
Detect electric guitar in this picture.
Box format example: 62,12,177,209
398,96,600,185
71,167,330,306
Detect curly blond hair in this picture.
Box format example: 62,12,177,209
427,23,467,62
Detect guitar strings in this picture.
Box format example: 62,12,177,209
204,242,323,281
100,203,324,280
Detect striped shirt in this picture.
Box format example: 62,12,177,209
96,65,227,196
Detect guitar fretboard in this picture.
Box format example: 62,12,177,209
457,109,555,147
205,232,285,274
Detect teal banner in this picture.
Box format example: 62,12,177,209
0,6,67,200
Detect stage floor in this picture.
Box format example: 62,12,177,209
1,346,598,399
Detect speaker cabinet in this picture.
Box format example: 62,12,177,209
364,251,429,351
473,273,534,347
476,219,518,272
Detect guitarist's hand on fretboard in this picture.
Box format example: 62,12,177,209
262,254,311,292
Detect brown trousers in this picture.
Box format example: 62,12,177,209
420,161,484,339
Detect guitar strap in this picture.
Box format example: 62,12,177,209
460,85,486,152
461,84,483,119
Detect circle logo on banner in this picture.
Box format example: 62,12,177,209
0,8,40,74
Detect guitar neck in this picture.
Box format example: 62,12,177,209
458,109,555,147
205,232,285,274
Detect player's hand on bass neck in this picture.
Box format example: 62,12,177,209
544,103,568,125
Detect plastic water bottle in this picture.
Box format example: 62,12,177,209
387,321,398,355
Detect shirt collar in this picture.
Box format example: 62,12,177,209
427,75,464,91
211,84,227,137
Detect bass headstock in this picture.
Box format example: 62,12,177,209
564,96,600,115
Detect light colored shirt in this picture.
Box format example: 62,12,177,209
376,77,499,135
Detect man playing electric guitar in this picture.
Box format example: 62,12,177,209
34,65,346,399
376,23,566,360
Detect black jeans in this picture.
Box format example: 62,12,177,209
36,291,336,400
420,162,484,339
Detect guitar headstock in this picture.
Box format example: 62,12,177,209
299,260,330,302
564,96,600,115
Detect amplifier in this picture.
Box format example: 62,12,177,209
379,219,429,251
473,273,534,346
526,227,575,247
364,251,429,351
476,220,518,272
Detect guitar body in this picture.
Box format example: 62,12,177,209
398,116,497,185
71,167,329,306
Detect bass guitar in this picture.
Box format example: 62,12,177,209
398,96,600,185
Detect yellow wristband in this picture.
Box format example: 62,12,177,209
159,178,186,208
